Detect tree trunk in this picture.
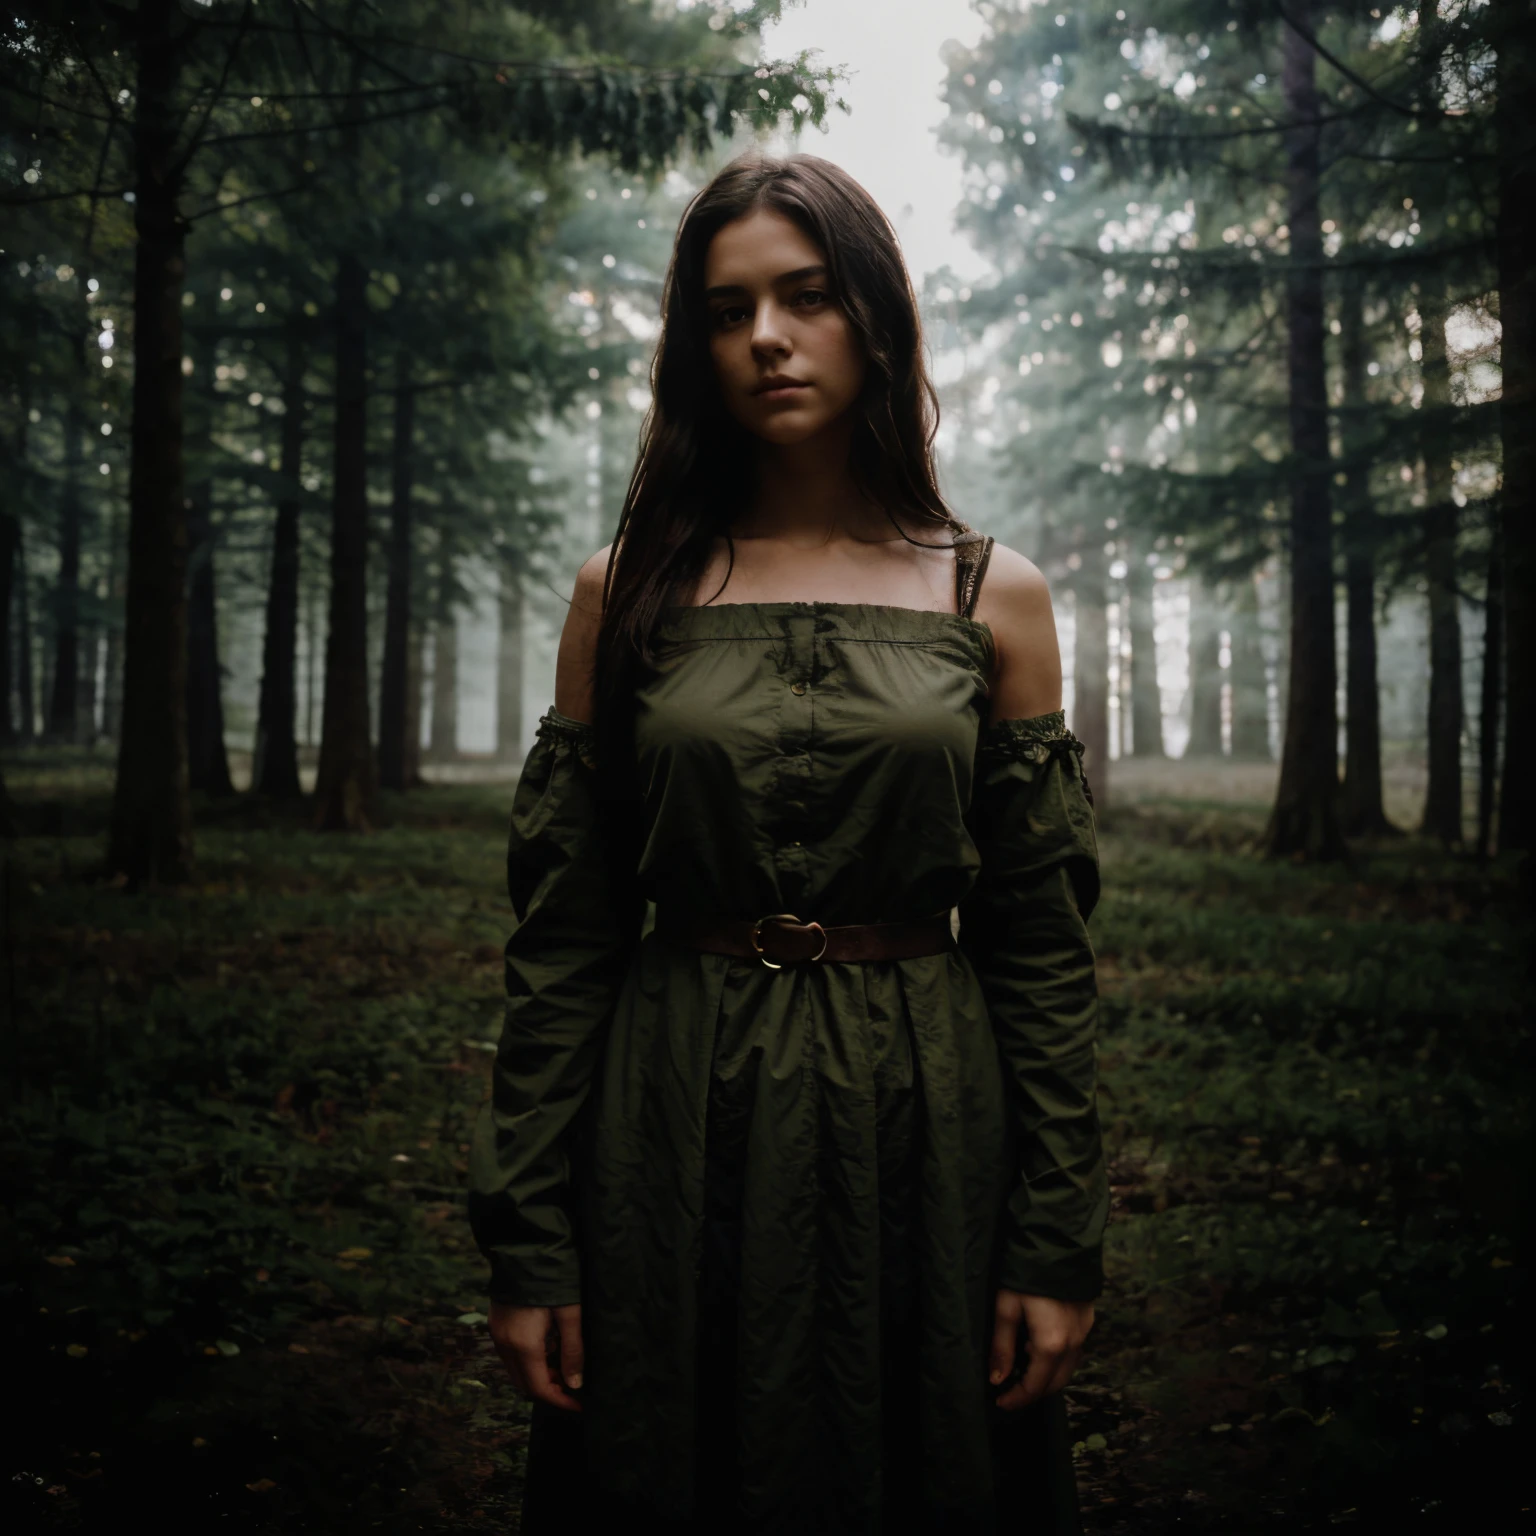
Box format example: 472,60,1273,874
1186,577,1224,757
4,377,30,745
1419,287,1463,844
253,324,305,798
1230,573,1271,760
100,502,125,741
377,363,417,791
1072,541,1110,810
313,252,378,830
15,522,35,742
185,488,233,797
47,403,85,743
185,347,233,798
1495,0,1535,853
1264,7,1345,860
497,555,524,761
107,0,193,885
0,514,17,744
1338,268,1394,833
304,576,320,752
403,608,424,785
1125,543,1163,757
77,619,100,746
1478,521,1504,859
428,535,459,763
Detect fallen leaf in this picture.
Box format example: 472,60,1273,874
456,1312,488,1327
66,1344,88,1358
46,1255,76,1268
255,1268,270,1283
287,1343,310,1355
192,1438,207,1448
215,1339,241,1357
246,1478,277,1493
335,1247,372,1262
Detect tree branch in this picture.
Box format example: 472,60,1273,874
1274,2,1444,121
0,81,115,123
171,0,253,178
184,177,316,222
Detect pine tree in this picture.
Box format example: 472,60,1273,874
939,0,1502,857
4,0,839,871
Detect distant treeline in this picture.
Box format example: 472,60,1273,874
933,0,1530,858
0,0,831,874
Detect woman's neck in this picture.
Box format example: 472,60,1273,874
737,420,892,544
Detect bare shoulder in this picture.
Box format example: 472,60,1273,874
554,544,613,722
972,541,1063,721
571,543,614,617
975,541,1053,617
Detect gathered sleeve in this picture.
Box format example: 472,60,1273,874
468,708,639,1306
957,710,1109,1302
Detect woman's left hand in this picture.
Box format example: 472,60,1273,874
988,1289,1094,1412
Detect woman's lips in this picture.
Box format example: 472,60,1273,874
754,381,810,402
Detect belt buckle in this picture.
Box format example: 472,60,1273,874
749,912,828,969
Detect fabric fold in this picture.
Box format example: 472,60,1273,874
468,708,639,1306
959,711,1108,1302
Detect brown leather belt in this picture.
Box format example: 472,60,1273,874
655,909,955,969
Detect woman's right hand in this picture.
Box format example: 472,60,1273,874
488,1300,584,1412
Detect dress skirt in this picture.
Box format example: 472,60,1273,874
518,1049,1083,1536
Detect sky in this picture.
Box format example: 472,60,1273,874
764,0,989,283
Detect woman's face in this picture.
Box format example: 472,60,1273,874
702,207,867,447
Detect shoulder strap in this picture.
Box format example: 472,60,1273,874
954,532,995,620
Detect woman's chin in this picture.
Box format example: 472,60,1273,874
742,410,846,448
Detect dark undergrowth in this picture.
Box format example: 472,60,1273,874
0,747,1529,1532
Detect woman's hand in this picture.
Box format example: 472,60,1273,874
488,1300,585,1412
988,1289,1094,1412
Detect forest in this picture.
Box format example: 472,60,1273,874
2,0,1529,1531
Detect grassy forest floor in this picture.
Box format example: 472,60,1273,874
1,748,1528,1532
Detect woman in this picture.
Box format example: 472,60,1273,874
469,153,1107,1535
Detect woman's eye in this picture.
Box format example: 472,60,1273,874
795,288,828,307
713,305,749,328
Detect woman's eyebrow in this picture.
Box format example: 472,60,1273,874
704,264,828,301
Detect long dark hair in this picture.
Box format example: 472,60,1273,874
593,152,962,783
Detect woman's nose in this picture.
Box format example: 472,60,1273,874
750,301,791,360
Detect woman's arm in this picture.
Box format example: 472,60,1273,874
476,549,631,1413
967,544,1102,1412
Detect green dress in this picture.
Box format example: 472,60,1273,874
469,583,1107,1533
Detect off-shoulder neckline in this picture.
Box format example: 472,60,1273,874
663,599,987,628
660,599,995,655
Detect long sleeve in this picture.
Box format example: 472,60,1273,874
958,710,1108,1301
468,708,638,1306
